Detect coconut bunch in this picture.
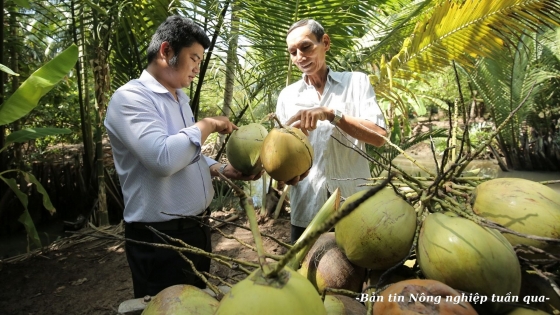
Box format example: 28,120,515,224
134,173,560,315
322,101,560,315
353,174,560,315
225,116,313,182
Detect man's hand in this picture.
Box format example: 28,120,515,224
285,107,333,136
284,169,310,186
196,116,238,143
211,163,264,181
207,116,238,134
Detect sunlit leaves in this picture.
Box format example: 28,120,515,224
374,0,560,83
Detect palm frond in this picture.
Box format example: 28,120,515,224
110,0,179,88
364,0,438,59
374,0,560,84
463,31,559,147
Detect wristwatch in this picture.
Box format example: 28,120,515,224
330,109,344,126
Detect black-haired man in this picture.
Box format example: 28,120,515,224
105,15,260,298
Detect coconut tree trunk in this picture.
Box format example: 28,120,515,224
9,7,21,168
222,3,239,118
92,45,110,226
71,0,94,186
191,0,230,120
91,2,114,226
219,2,239,147
0,0,6,210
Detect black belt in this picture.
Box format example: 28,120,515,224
127,209,209,231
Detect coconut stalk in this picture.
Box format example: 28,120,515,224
540,180,560,185
217,172,270,273
272,184,290,219
451,98,459,163
453,82,537,177
286,188,341,270
353,128,436,178
211,224,283,261
260,175,268,216
209,215,291,249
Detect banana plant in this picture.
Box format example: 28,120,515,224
0,44,78,249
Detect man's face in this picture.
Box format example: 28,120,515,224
167,42,205,88
286,26,329,76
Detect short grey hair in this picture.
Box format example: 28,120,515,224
287,19,325,42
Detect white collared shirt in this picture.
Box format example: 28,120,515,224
105,70,217,222
276,69,386,227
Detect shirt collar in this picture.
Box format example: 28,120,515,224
138,70,190,103
300,67,342,89
327,69,343,84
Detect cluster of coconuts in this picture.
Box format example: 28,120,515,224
225,122,313,181
314,178,560,314
144,140,560,315
371,178,560,315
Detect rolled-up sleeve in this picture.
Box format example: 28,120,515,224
358,74,386,129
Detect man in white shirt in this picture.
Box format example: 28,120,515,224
105,15,259,298
275,19,387,243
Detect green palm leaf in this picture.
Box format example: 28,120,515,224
461,29,560,168
374,0,560,83
365,0,438,59
110,0,176,88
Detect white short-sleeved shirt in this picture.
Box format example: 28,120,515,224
276,69,386,227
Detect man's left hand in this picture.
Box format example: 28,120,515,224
213,163,263,181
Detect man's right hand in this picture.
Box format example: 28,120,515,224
196,116,238,143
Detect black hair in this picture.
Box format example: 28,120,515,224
146,15,211,66
287,19,325,42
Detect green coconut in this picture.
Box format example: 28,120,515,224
215,266,327,315
471,178,560,252
417,212,522,314
141,284,219,315
260,126,313,181
324,295,366,315
335,187,417,270
226,123,268,175
298,232,366,294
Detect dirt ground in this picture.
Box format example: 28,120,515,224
0,209,292,315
